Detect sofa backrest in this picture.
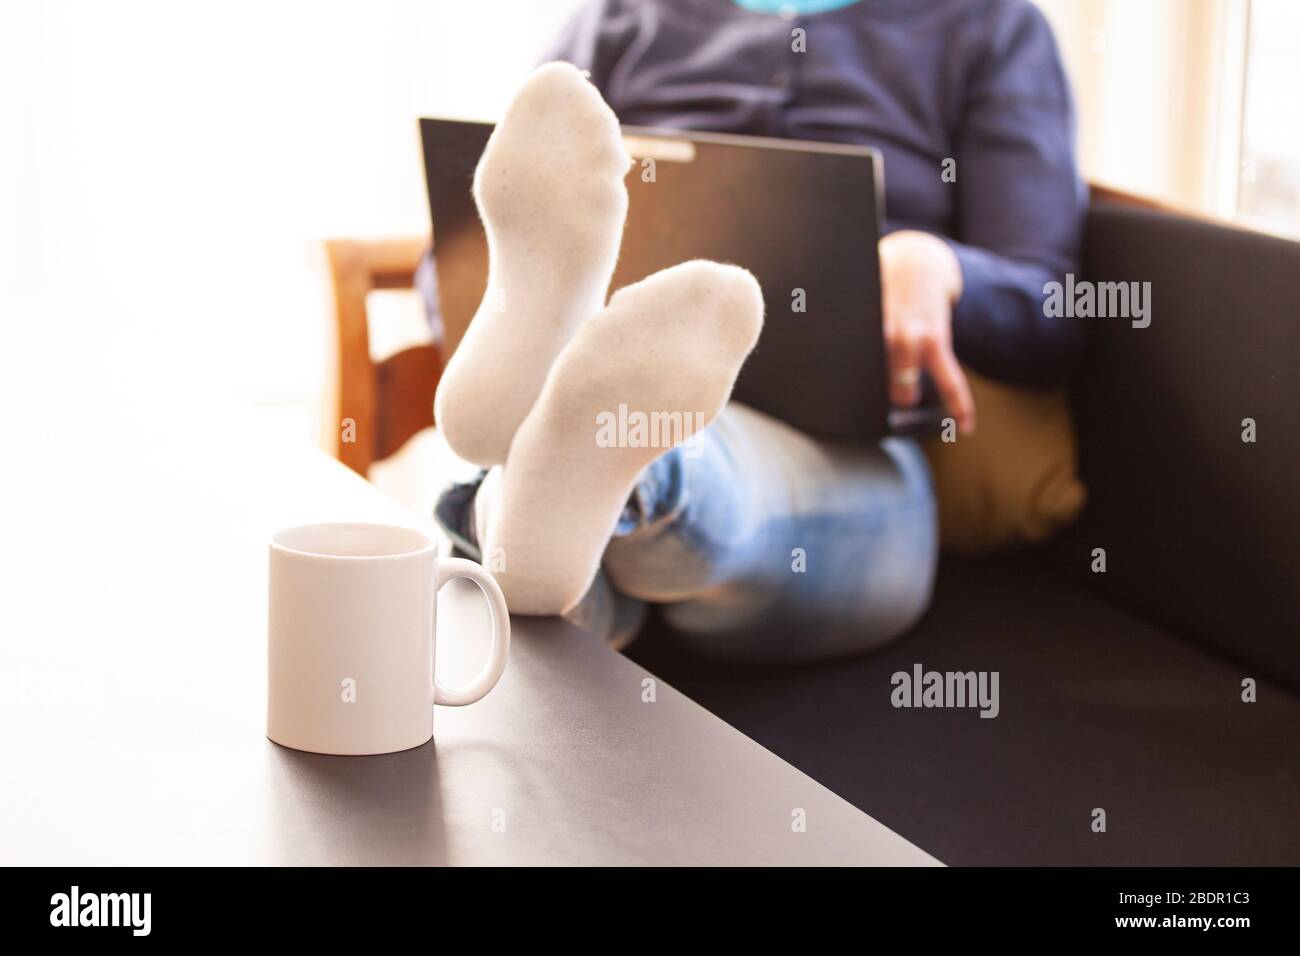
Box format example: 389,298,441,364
1055,200,1300,689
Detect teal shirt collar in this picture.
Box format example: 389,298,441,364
731,0,863,15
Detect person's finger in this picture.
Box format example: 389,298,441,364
887,323,923,407
922,336,976,433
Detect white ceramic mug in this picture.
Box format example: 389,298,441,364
267,522,510,755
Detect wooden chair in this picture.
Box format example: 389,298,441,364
320,237,440,476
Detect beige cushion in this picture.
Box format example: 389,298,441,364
922,367,1087,553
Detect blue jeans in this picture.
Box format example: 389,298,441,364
437,403,937,663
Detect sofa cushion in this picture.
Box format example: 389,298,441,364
626,552,1300,865
1059,201,1300,689
923,366,1086,553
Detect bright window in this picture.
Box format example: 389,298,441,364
1237,0,1300,234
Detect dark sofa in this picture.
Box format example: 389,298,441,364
628,199,1300,865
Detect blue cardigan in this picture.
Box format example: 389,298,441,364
543,0,1087,386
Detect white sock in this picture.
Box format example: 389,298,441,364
434,62,631,467
481,260,764,615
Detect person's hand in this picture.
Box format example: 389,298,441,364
879,230,976,434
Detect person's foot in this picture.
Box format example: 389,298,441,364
434,62,631,467
479,260,764,615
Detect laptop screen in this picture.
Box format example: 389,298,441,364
423,118,899,444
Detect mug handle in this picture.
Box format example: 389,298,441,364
432,558,511,706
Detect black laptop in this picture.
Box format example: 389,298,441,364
420,118,942,444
